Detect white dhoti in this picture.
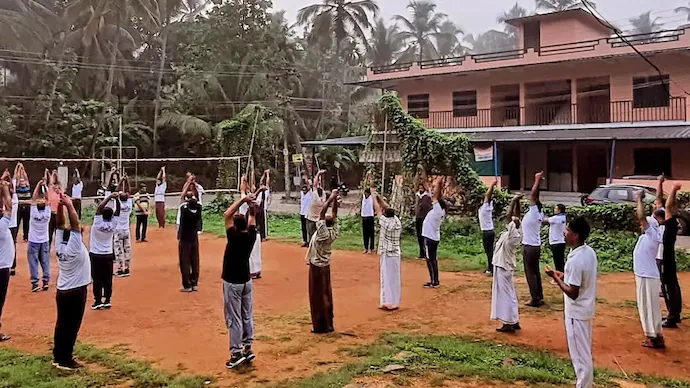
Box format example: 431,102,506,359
490,265,519,325
380,253,401,307
249,236,262,275
635,275,663,338
565,317,594,388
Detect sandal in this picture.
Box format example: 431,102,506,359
0,334,10,342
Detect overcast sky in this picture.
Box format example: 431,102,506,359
272,0,689,36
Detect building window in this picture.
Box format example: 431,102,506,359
633,75,670,108
453,91,477,117
523,21,541,50
634,148,671,176
407,94,430,119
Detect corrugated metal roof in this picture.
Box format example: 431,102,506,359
300,125,690,147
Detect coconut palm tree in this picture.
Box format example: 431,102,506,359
366,19,406,66
296,0,379,53
629,11,663,41
464,30,515,54
535,0,595,12
394,0,447,62
435,20,465,59
498,2,528,44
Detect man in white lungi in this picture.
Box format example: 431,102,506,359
491,194,523,333
546,216,598,388
371,189,402,310
633,190,666,349
247,193,266,280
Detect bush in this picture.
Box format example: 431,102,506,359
204,192,235,214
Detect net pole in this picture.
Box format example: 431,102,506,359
245,107,261,177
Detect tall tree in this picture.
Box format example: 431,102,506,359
366,19,406,66
677,2,690,25
629,11,663,38
435,20,465,59
394,0,447,61
296,0,379,54
535,0,595,12
498,2,528,46
464,30,515,54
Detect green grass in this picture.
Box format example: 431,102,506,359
271,333,690,388
0,344,210,388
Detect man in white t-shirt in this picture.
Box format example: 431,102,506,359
53,193,91,371
546,216,597,388
522,171,545,307
154,167,167,228
422,176,446,288
633,190,666,349
0,181,15,342
71,169,83,218
361,187,375,254
299,184,313,247
28,180,51,292
6,173,19,277
114,176,133,278
90,193,120,310
306,170,326,243
544,204,567,280
255,169,271,241
479,181,497,275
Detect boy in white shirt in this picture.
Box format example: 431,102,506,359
544,204,567,281
154,167,167,228
522,171,545,307
479,181,497,275
299,184,313,247
0,181,15,342
28,180,52,292
422,176,446,288
546,216,598,388
114,176,133,277
361,187,375,254
90,193,120,310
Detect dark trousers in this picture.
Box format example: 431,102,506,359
550,243,566,273
523,245,543,303
425,238,440,285
49,212,57,247
135,215,148,241
309,264,334,333
10,227,17,270
661,259,683,323
362,216,375,251
179,238,200,289
415,218,425,258
482,230,495,273
300,215,308,243
53,286,87,364
0,268,10,323
90,253,114,303
256,209,267,240
73,199,82,219
18,204,30,241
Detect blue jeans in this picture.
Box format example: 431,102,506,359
28,241,50,286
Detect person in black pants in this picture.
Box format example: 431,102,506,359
522,172,545,307
299,185,312,247
660,183,683,328
178,189,202,292
53,193,90,370
14,163,31,242
478,181,497,275
133,184,150,242
361,188,375,253
415,167,433,259
421,176,447,288
89,193,120,310
544,204,567,274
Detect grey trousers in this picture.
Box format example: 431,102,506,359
223,280,254,355
306,220,317,243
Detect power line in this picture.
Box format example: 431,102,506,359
581,0,690,98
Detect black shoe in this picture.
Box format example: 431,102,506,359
9,270,15,276
524,300,545,308
192,286,198,292
115,270,124,277
301,243,309,248
54,359,82,371
662,318,679,328
122,269,130,277
431,283,440,289
42,283,49,291
225,354,246,369
243,347,256,363
496,324,516,333
423,282,433,288
102,300,112,309
513,323,522,331
141,239,148,242
91,302,103,310
31,284,41,293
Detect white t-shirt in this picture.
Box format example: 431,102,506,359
656,224,665,260
195,183,205,205
115,198,132,233
71,182,83,199
478,202,494,231
547,213,567,245
361,195,374,217
89,215,116,254
563,244,598,320
29,205,52,243
154,182,167,202
422,202,445,242
521,205,544,247
306,190,325,222
300,191,313,216
56,230,91,290
9,193,18,228
633,217,663,279
0,216,15,269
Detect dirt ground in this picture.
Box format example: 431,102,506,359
3,226,690,387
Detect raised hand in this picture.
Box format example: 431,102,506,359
535,171,544,181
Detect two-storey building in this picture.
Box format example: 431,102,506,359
304,9,690,195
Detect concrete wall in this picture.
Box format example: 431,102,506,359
539,17,608,47
612,140,690,180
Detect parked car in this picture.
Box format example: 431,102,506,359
581,183,690,235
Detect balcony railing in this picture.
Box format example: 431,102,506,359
365,29,690,80
417,98,687,129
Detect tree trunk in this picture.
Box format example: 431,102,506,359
104,12,122,103
44,32,67,123
283,135,291,199
152,28,169,156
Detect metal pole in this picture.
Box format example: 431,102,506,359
493,141,499,180
245,107,261,177
118,117,123,171
381,115,388,194
608,139,617,184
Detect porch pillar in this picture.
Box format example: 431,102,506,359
570,78,578,124
608,139,617,184
519,83,526,125
572,143,578,193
